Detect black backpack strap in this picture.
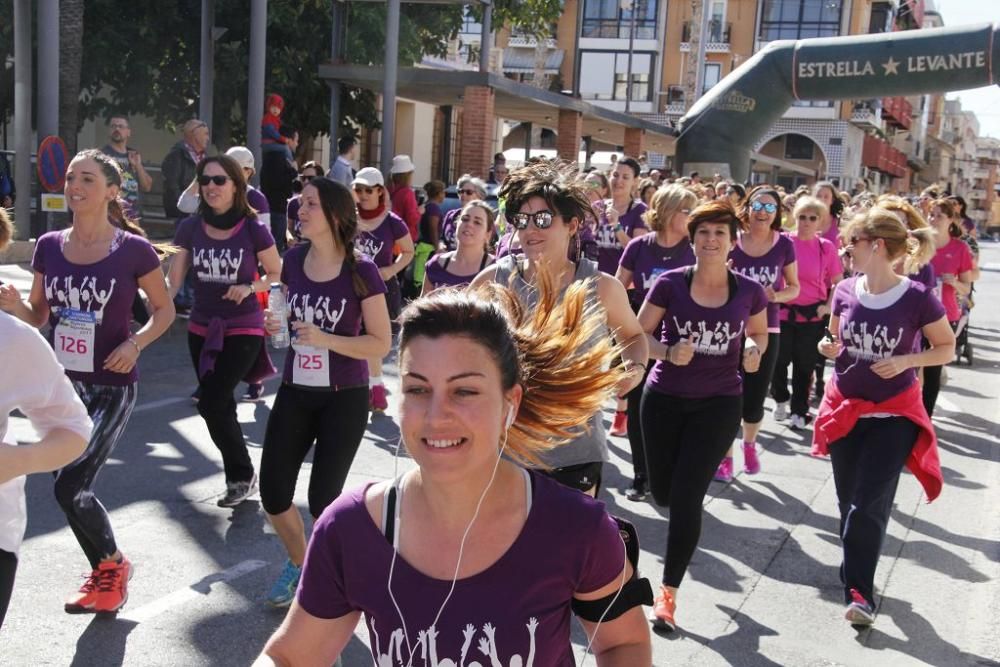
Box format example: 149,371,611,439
382,483,398,545
571,516,654,622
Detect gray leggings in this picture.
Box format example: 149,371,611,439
56,381,138,569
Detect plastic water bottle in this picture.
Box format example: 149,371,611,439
268,283,290,348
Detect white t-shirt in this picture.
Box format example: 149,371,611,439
0,312,92,555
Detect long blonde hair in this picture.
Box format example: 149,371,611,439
843,206,935,275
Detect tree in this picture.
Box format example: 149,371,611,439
59,0,86,152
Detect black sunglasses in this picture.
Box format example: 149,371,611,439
198,175,229,186
300,174,315,182
353,185,375,195
797,214,819,222
509,210,554,230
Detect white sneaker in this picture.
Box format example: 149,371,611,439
774,401,789,421
790,414,808,430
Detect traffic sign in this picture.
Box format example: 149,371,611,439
37,135,69,193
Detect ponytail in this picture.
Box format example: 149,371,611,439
902,227,936,276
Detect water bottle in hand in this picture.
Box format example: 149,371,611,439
268,283,290,348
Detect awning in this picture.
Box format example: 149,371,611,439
318,63,677,153
501,49,565,74
750,152,817,177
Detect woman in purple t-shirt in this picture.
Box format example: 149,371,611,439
258,178,391,607
420,201,495,295
351,167,415,413
167,155,283,508
817,207,954,626
637,201,768,632
440,175,487,252
256,281,652,667
614,184,698,502
0,150,175,614
718,186,798,481
595,157,648,275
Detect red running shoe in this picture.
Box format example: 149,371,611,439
370,384,388,412
650,585,676,631
65,557,133,614
610,411,628,437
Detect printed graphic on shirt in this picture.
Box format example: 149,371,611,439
193,247,245,284
735,265,779,288
842,320,905,361
595,225,620,250
289,293,348,332
44,275,118,323
640,267,669,290
369,617,539,667
673,317,744,356
357,234,386,262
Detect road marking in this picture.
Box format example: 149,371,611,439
937,397,960,413
119,559,268,624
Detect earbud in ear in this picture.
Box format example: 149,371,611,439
505,405,515,430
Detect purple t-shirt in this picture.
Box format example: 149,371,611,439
174,216,275,325
594,199,648,275
286,195,301,236
297,472,624,667
619,232,695,308
280,246,387,388
645,268,768,398
419,201,443,245
909,263,936,291
357,212,409,268
831,276,945,403
440,208,460,251
423,251,490,290
32,230,161,386
247,186,270,214
729,232,796,331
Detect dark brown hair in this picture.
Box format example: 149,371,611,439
932,198,962,237
742,185,784,231
687,200,741,242
71,149,146,238
306,178,368,297
196,155,256,221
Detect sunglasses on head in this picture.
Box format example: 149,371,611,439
797,214,819,222
510,210,554,230
750,200,778,214
353,185,375,195
198,175,229,186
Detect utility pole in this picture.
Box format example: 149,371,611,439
247,0,266,184
623,0,637,114
13,0,33,240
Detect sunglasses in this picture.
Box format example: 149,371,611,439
460,189,479,196
848,235,872,245
797,214,819,222
300,174,315,182
510,210,554,230
750,200,778,214
353,185,375,195
198,175,229,186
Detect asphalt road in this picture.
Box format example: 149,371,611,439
1,244,999,666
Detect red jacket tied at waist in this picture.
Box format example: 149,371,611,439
812,378,942,502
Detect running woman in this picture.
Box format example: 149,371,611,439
717,187,798,481
0,208,92,628
255,280,652,667
420,201,495,295
615,184,698,501
814,207,952,626
470,160,648,496
923,198,975,416
351,167,415,413
259,178,391,607
638,200,768,631
0,149,176,613
166,155,282,507
771,196,842,429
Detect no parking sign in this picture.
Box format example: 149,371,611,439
37,135,69,193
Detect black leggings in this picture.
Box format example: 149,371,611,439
641,390,742,587
57,381,138,569
921,320,956,417
625,366,653,482
260,384,370,518
188,333,263,484
0,548,15,630
741,332,780,424
772,320,826,417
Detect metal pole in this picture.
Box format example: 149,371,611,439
247,0,267,184
479,0,492,74
328,0,345,159
200,0,215,130
440,105,453,181
13,0,33,240
37,0,59,139
523,122,533,161
625,0,635,114
693,0,711,103
381,0,401,176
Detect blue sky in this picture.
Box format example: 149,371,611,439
937,0,1000,138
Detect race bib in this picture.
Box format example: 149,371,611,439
647,267,669,288
292,344,329,387
54,309,96,373
933,278,943,301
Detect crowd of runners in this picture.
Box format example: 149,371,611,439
0,129,983,665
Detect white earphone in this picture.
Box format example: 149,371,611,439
505,404,515,430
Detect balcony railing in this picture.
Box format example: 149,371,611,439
881,96,913,130
862,134,907,178
581,19,657,40
507,34,557,48
680,20,731,52
851,105,883,131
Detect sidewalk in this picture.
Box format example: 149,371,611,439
0,261,33,293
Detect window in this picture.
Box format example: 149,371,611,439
784,134,815,160
582,0,658,40
702,63,721,94
579,51,654,102
460,6,482,35
760,0,843,41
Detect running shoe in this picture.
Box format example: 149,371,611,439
65,557,133,614
845,588,875,626
650,585,676,631
743,442,761,475
217,474,258,508
370,384,388,412
713,456,734,483
242,383,265,402
625,478,649,502
190,386,201,405
773,401,789,421
790,413,812,431
267,559,302,608
609,411,628,437
174,304,191,320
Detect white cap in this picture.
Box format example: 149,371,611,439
352,167,385,188
225,146,255,171
389,154,415,174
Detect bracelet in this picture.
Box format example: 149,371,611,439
246,283,256,294
126,336,142,355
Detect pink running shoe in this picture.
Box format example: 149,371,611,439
743,442,761,475
713,456,734,483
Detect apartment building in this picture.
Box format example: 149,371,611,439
970,137,999,231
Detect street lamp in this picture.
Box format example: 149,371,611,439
621,0,637,114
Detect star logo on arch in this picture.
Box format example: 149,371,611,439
882,57,900,75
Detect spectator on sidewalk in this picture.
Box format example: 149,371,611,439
0,151,15,209
100,115,153,220
388,155,420,241
329,136,357,188
260,126,300,252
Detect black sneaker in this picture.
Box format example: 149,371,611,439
845,588,875,626
242,383,265,402
625,478,649,502
217,474,258,508
175,304,191,320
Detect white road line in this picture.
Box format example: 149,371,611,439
937,397,961,413
119,559,268,624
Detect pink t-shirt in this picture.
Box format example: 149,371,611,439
782,234,840,322
929,237,974,322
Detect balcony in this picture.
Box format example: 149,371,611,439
881,96,913,130
973,168,991,180
968,189,987,200
851,104,883,132
507,34,557,49
862,134,907,178
680,20,731,52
